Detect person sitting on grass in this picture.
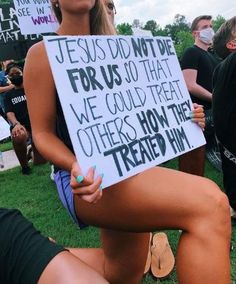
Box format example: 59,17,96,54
4,64,45,175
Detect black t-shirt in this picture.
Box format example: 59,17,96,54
213,52,236,155
181,45,220,109
0,208,66,284
4,88,31,131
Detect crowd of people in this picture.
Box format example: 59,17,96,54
0,0,235,283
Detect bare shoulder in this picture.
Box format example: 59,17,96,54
24,41,54,85
26,41,47,59
25,41,50,73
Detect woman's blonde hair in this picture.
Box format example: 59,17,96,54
51,0,116,35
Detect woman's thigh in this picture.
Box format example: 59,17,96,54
76,166,224,231
38,251,108,284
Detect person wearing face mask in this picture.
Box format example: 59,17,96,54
179,15,221,176
4,64,45,174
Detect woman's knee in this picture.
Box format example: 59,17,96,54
210,190,231,232
195,181,231,237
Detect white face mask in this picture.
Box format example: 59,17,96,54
199,28,215,45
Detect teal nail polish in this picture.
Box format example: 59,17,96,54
189,112,193,118
99,185,103,191
76,175,84,183
92,165,96,171
99,173,104,179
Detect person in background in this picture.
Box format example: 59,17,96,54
24,1,231,283
180,15,220,176
212,16,236,220
4,64,45,175
0,60,15,120
0,208,108,284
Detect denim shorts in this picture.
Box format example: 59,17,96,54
54,170,88,229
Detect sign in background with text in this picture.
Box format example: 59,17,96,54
0,3,41,60
13,0,58,35
44,35,205,188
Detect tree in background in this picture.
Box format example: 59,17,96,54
116,14,226,58
164,14,190,44
132,19,142,29
143,20,167,36
174,30,193,59
116,23,133,35
213,15,226,32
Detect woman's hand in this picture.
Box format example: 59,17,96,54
189,103,205,130
70,162,103,204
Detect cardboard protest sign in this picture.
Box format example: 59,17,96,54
0,3,41,60
0,117,10,141
13,0,59,35
44,35,205,188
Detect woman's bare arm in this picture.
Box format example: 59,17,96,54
24,42,76,171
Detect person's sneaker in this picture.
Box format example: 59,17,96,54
26,145,33,162
230,207,236,219
50,165,55,181
21,166,31,175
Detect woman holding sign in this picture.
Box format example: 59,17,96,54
24,1,231,283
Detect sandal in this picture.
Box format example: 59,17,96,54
151,232,175,278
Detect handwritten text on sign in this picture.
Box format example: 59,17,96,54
13,0,59,35
44,35,205,188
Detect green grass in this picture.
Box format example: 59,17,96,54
0,160,235,283
0,138,12,152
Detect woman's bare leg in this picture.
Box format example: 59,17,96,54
68,248,105,276
75,167,231,284
38,251,108,284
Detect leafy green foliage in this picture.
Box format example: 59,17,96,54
213,15,226,32
116,23,133,35
174,30,194,59
164,14,190,44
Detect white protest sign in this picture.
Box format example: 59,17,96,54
0,117,10,141
44,35,206,188
13,0,59,35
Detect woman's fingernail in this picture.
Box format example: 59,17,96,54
99,173,104,179
76,175,84,183
92,165,96,171
189,111,193,118
99,185,103,191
